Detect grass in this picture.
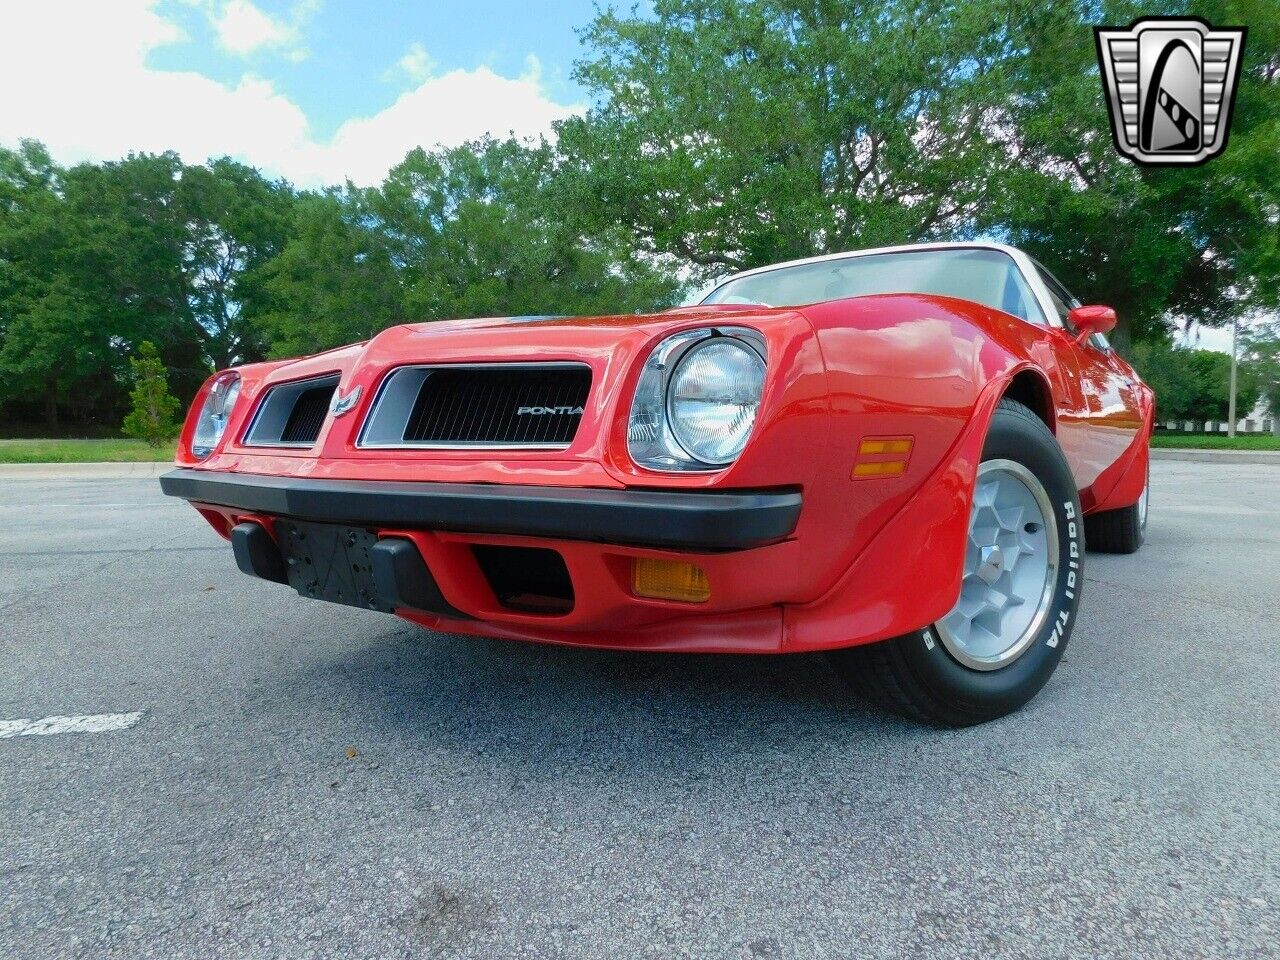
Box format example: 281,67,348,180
0,438,177,463
0,432,1275,463
1151,433,1280,451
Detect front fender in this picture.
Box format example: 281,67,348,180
782,376,1008,650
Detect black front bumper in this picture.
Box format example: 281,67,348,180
159,469,802,552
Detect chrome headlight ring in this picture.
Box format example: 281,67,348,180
191,371,242,459
626,327,767,472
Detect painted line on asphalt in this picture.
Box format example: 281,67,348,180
0,711,145,740
5,546,227,558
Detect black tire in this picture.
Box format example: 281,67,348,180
828,399,1084,727
1084,473,1147,554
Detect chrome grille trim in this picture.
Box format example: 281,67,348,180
243,374,340,449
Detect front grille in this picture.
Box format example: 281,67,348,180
280,382,336,444
243,374,338,448
362,364,591,448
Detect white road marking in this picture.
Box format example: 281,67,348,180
0,711,145,739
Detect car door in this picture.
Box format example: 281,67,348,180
1031,264,1143,494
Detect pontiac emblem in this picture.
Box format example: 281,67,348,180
517,406,585,416
330,385,362,417
1095,17,1246,166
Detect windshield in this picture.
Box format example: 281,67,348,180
703,248,1040,322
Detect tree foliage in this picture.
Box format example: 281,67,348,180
260,140,680,356
979,0,1280,351
1241,319,1280,415
1129,340,1261,422
121,340,181,446
0,137,680,424
562,0,1280,350
0,0,1276,432
0,144,296,425
559,0,1023,274
256,188,403,358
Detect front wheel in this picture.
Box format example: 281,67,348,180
829,399,1084,727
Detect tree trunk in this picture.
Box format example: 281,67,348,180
45,387,59,430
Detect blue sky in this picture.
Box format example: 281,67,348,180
0,0,645,186
150,0,606,139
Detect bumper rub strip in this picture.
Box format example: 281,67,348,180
160,469,801,552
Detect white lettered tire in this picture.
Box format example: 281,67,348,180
829,400,1084,726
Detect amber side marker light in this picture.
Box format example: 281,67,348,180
632,558,711,603
853,436,913,479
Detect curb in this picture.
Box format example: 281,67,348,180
0,461,172,480
1151,448,1280,465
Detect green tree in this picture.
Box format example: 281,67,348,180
121,340,181,446
1128,341,1261,423
1241,319,1280,417
980,0,1280,350
1,143,74,426
559,0,1279,350
259,139,679,356
1183,348,1260,422
54,152,198,414
379,139,678,322
256,187,404,357
1128,339,1195,420
177,158,296,369
559,0,1022,278
58,152,294,395
1,147,297,426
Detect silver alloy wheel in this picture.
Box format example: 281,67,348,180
1138,473,1150,529
935,459,1059,671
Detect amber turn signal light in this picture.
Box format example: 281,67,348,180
632,558,711,603
859,437,912,455
853,436,913,479
853,460,907,477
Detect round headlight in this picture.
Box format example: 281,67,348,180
191,372,241,459
666,338,765,465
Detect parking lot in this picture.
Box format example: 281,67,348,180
1,460,1276,959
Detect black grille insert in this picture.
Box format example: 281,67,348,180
402,365,590,447
280,382,337,444
244,374,339,448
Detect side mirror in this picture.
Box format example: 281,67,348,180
1067,305,1117,344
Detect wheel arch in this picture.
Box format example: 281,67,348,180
1000,367,1056,434
783,300,1067,650
784,376,1010,650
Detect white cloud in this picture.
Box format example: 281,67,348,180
0,0,582,188
212,0,301,57
328,58,576,184
386,42,435,84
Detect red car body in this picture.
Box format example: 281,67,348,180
162,244,1154,654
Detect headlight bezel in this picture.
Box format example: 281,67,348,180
190,371,242,460
626,327,767,473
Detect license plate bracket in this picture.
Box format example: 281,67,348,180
275,520,394,613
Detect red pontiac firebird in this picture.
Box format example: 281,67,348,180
161,242,1153,726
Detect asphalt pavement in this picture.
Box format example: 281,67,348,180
1,462,1276,959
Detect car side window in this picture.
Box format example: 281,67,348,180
1000,266,1040,324
1034,265,1075,325
1033,262,1111,350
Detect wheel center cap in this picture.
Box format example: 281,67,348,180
977,544,1005,585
